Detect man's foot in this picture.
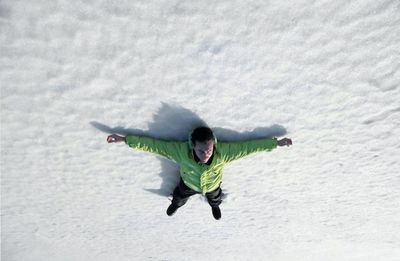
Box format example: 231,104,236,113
211,206,221,220
166,204,178,216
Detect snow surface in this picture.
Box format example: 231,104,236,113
1,0,400,260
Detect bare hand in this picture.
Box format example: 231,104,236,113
277,138,292,147
107,134,125,143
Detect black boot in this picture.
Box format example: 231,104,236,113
211,206,221,220
166,204,179,216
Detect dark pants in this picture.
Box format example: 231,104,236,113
172,179,222,208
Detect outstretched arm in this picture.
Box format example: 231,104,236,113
219,137,292,163
107,134,186,162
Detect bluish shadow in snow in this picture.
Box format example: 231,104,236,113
213,125,287,142
146,102,208,140
89,122,147,136
90,102,287,198
0,5,11,18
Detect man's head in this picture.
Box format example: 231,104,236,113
191,127,216,163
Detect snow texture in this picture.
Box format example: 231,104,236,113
1,0,400,260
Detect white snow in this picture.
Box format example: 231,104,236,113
1,0,400,260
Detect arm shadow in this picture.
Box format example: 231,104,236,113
90,102,287,198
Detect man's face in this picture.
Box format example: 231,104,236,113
193,140,214,163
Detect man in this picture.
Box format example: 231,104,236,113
107,127,292,220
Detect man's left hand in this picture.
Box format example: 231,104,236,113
277,138,292,147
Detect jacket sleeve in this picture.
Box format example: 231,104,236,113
218,138,278,163
125,135,186,162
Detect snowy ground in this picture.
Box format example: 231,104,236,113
1,0,400,260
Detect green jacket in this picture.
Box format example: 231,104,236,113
125,133,278,194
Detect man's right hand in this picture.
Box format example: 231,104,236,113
107,134,126,143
